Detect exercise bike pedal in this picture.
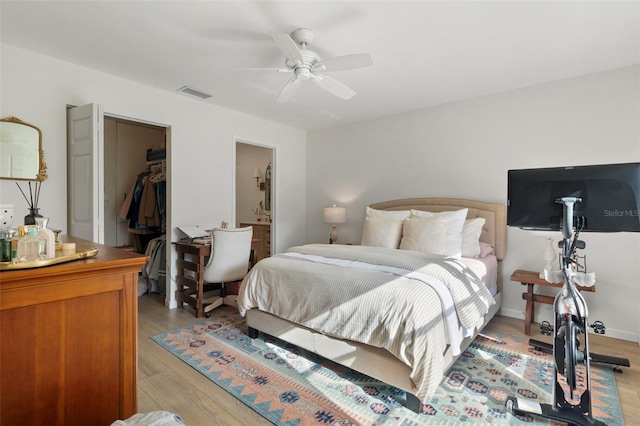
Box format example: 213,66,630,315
540,321,553,336
590,321,605,335
505,396,606,426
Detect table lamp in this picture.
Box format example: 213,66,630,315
323,205,346,244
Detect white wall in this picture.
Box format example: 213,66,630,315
307,65,640,342
0,44,307,308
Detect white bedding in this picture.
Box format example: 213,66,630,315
279,250,465,356
459,254,499,296
238,244,495,401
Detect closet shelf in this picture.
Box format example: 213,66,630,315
146,148,165,162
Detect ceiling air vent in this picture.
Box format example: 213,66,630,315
176,86,212,100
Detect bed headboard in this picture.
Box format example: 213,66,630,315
369,197,507,261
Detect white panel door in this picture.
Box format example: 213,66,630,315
67,103,104,243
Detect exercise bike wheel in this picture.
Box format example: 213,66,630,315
564,315,578,393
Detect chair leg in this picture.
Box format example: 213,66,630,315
203,297,224,317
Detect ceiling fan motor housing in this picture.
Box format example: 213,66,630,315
286,50,320,75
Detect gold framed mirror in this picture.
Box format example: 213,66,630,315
0,117,47,181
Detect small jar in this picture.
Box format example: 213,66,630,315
61,242,76,255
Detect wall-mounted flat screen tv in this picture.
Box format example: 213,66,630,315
507,162,640,232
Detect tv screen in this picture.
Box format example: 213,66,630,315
507,162,640,232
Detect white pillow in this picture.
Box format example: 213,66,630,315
399,217,448,255
410,208,468,257
361,217,404,248
366,206,411,221
461,218,485,258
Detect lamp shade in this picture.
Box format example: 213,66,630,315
253,168,261,178
323,205,346,224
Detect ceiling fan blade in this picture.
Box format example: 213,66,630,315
314,53,373,72
311,74,356,100
236,67,292,73
271,32,304,65
277,77,301,103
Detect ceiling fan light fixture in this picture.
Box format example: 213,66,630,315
295,67,312,81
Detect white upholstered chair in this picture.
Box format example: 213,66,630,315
202,226,253,317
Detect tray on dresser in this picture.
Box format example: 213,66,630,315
0,248,99,271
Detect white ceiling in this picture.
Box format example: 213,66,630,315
1,1,638,131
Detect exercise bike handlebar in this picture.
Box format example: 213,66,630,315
556,196,581,241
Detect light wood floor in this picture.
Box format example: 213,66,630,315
138,293,639,425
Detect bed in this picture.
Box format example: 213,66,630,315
237,197,506,411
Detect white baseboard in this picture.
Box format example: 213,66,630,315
498,308,639,343
499,307,524,320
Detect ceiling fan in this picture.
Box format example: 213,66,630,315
244,28,373,103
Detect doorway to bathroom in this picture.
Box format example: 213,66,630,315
235,141,274,262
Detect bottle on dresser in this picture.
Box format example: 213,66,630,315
0,229,12,262
35,217,55,259
15,225,45,263
10,226,25,263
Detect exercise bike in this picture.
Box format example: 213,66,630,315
506,196,626,426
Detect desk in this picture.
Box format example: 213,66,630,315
174,240,258,317
510,269,595,335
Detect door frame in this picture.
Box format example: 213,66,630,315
67,105,170,247
233,135,276,255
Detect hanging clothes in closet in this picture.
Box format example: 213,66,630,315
119,162,166,253
141,234,166,295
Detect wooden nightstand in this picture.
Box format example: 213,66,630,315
510,269,596,335
239,222,270,262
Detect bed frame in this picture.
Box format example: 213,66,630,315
246,197,507,411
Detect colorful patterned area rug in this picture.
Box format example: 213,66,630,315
151,312,623,425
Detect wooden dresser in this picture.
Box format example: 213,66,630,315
239,222,271,262
0,236,147,426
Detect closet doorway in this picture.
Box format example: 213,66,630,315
67,104,168,252
104,116,166,250
236,141,274,262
